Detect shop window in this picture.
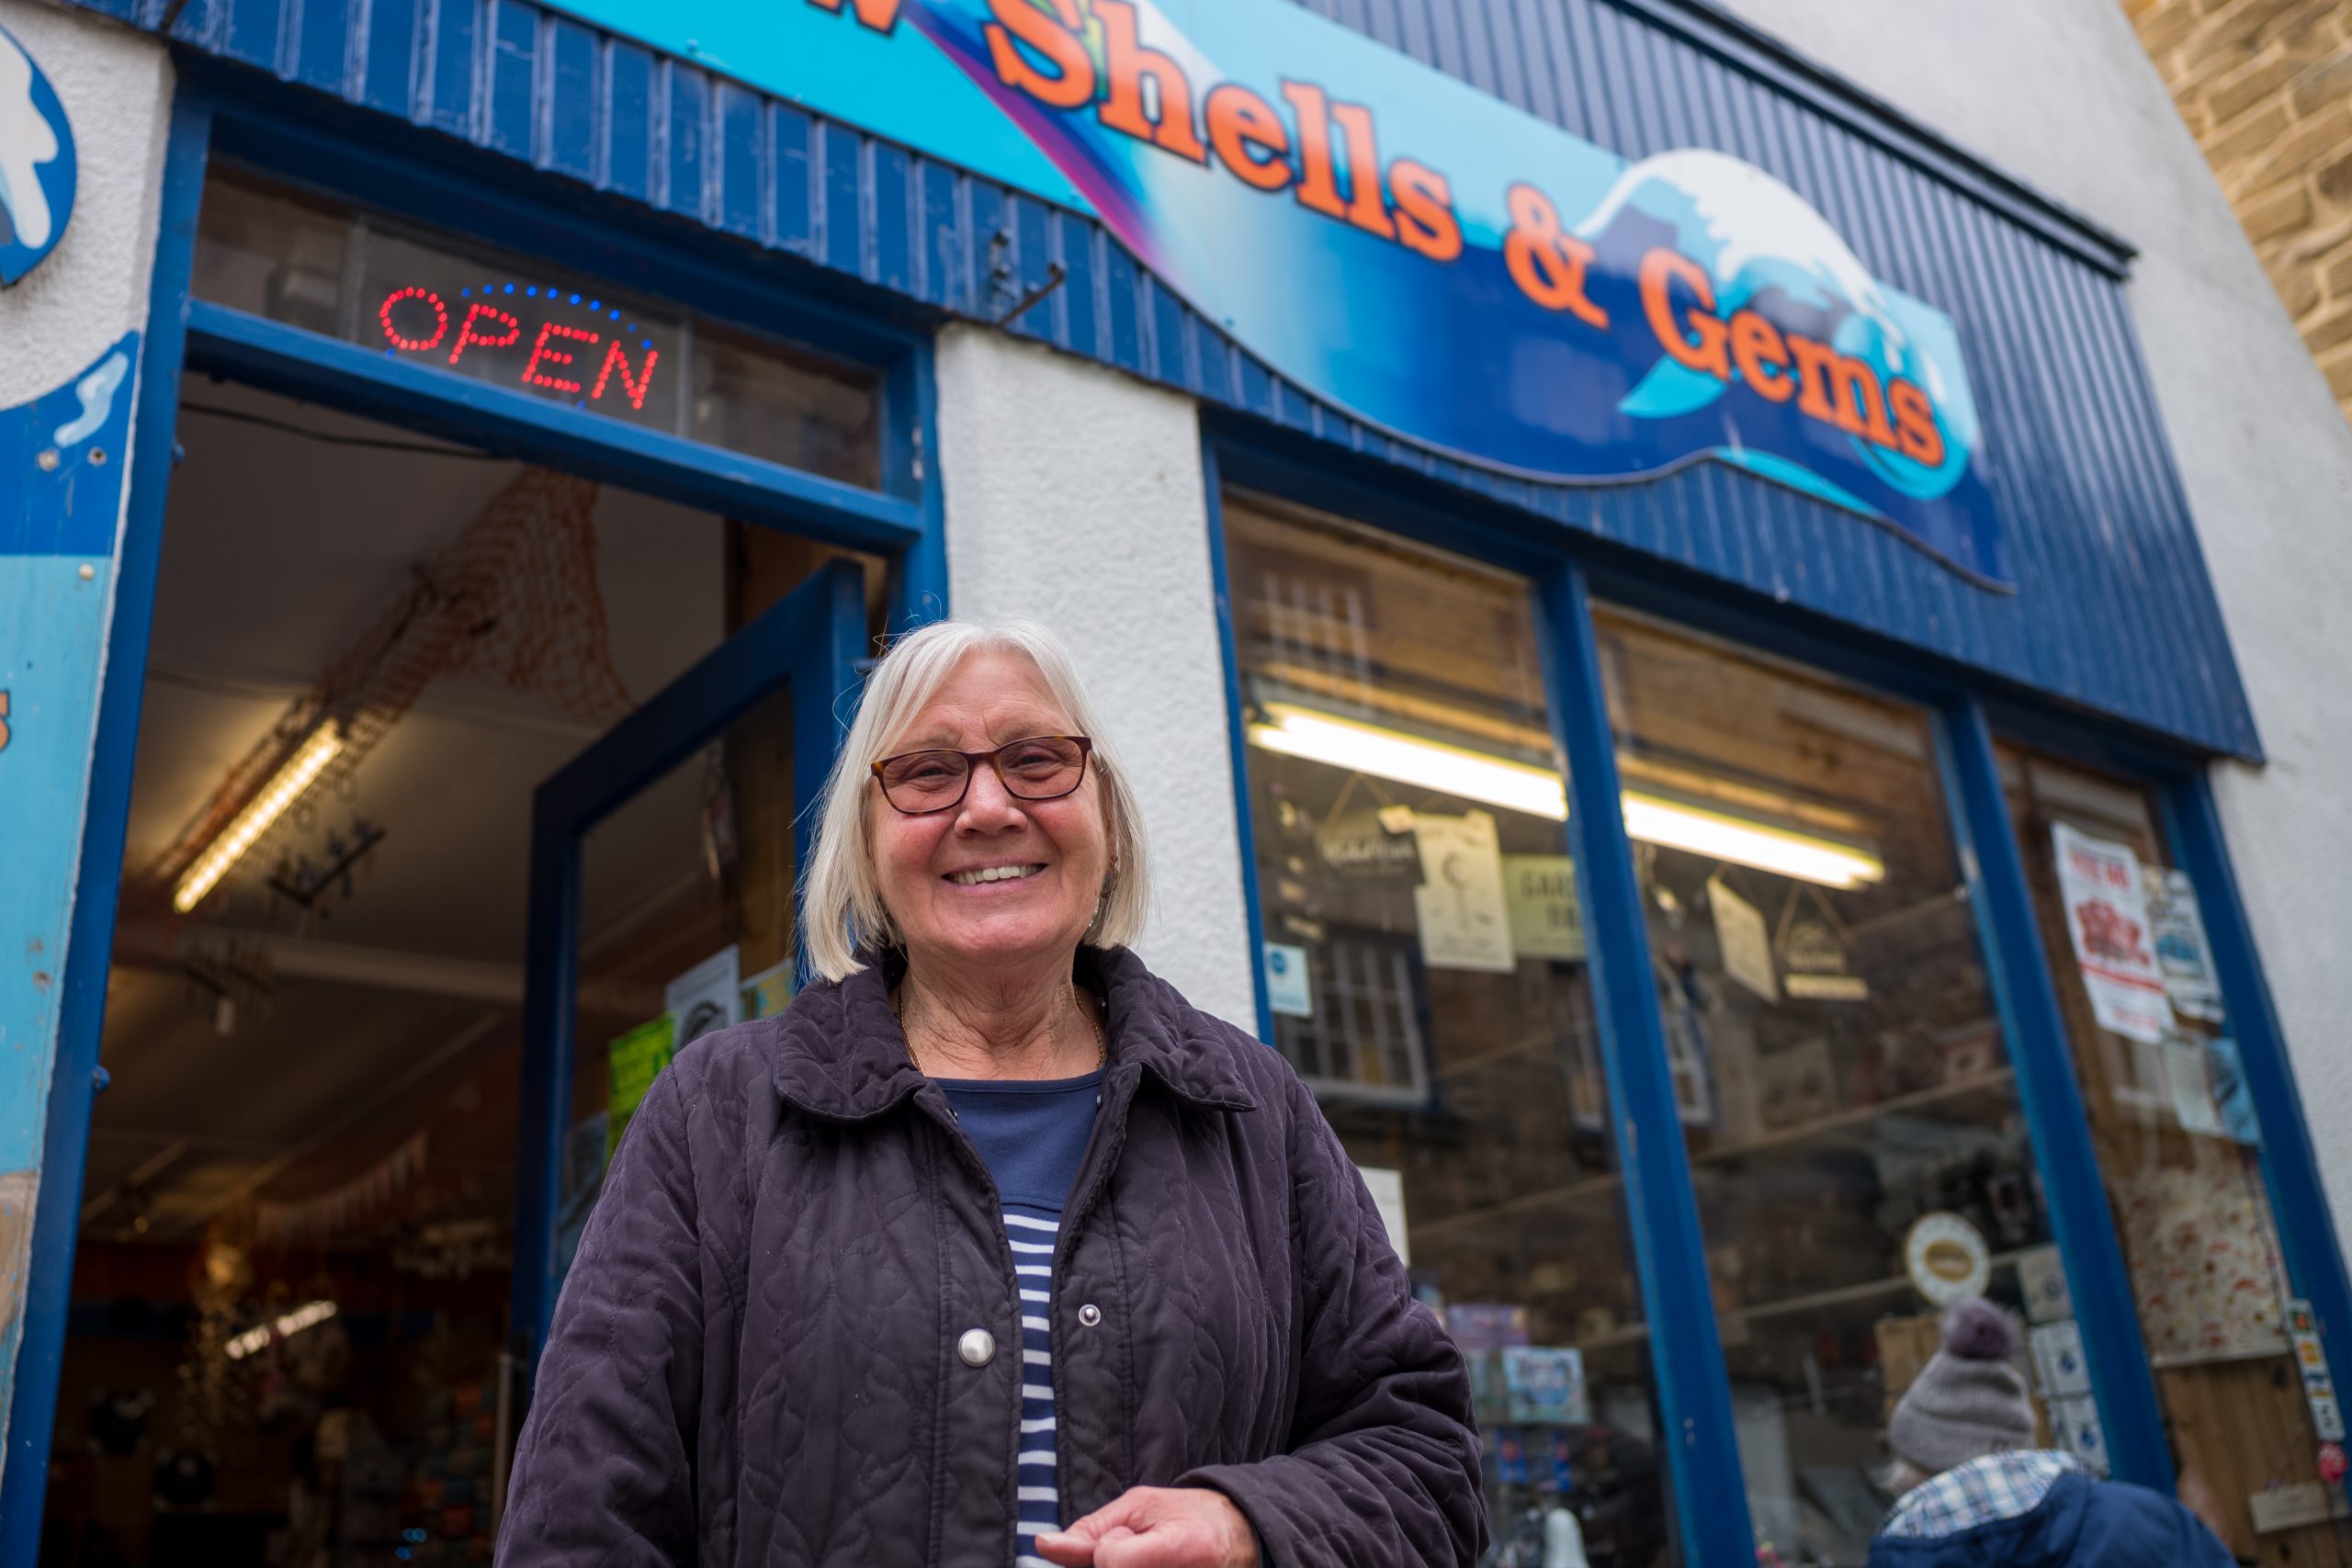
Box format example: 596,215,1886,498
1227,496,1674,1568
189,165,881,488
2000,746,2331,1562
1595,608,2064,1564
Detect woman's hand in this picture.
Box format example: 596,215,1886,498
1035,1486,1261,1568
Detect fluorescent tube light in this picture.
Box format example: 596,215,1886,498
1248,703,1883,889
174,725,345,913
1250,704,1569,819
1621,795,1883,889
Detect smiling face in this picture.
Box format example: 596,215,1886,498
868,648,1112,982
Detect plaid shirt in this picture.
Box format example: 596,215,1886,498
1880,1450,2086,1540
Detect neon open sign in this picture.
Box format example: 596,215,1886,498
378,284,661,408
360,231,684,432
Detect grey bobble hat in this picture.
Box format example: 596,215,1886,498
1888,1297,2039,1473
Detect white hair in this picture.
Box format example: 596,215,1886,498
800,619,1152,983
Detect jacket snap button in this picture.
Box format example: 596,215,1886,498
1078,1303,1102,1327
957,1328,996,1367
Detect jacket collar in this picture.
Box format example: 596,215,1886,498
767,944,1261,1122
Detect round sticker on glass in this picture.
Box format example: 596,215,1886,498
1905,1212,1992,1306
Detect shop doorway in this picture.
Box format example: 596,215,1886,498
38,366,876,1568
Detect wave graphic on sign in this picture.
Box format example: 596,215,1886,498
824,0,2008,586
1581,150,1982,511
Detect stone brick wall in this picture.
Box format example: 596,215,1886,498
2124,0,2352,420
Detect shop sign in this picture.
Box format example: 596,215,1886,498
541,0,2008,586
0,23,77,286
368,235,679,431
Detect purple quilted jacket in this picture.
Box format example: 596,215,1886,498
497,944,1486,1568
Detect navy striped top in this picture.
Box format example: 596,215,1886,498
937,1071,1103,1567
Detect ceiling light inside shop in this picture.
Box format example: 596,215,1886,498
224,1299,338,1360
1249,703,1884,889
173,725,345,914
1621,795,1883,889
1251,704,1569,818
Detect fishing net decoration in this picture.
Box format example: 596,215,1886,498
151,468,635,904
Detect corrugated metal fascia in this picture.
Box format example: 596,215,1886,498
83,0,2262,758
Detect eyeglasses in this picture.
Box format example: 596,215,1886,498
870,735,1094,815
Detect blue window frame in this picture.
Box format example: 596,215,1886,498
3,86,943,1567
1201,419,2350,1566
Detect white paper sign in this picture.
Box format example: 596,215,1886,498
2017,1245,2075,1325
2163,1036,2224,1136
2146,866,2228,1023
1501,854,1585,961
1709,877,1778,1002
1411,812,1515,973
2052,823,2171,1044
665,945,743,1046
1264,942,1315,1019
1357,1165,1410,1266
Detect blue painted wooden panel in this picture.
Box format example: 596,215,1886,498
424,0,476,136
119,0,2256,756
548,21,600,180
485,0,535,157
291,0,351,91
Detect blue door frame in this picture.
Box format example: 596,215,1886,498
2,85,937,1566
0,96,214,1568
1201,423,2352,1563
513,558,866,1362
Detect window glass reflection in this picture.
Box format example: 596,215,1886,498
1598,608,2065,1565
1231,497,1675,1568
2001,745,2329,1562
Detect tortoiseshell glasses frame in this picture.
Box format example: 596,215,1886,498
869,735,1094,815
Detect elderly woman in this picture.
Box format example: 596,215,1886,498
499,620,1485,1568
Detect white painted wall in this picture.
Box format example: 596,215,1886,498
0,0,172,394
932,324,1260,1034
1716,0,2352,1233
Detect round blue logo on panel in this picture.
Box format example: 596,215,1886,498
0,22,77,287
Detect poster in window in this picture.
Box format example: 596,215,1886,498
1356,1164,1410,1265
2161,1033,2224,1137
1410,811,1515,973
666,944,743,1047
1502,853,1585,961
2052,823,2171,1044
1263,942,1315,1019
2206,1037,2264,1145
2145,866,2228,1023
1501,1346,1589,1426
741,958,796,1021
605,1013,678,1168
1708,876,1777,1001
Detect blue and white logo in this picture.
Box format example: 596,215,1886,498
0,22,76,287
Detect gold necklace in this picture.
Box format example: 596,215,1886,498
894,978,1107,1078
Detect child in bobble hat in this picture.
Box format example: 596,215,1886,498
1870,1297,2233,1566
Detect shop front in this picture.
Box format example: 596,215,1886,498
3,0,2348,1563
